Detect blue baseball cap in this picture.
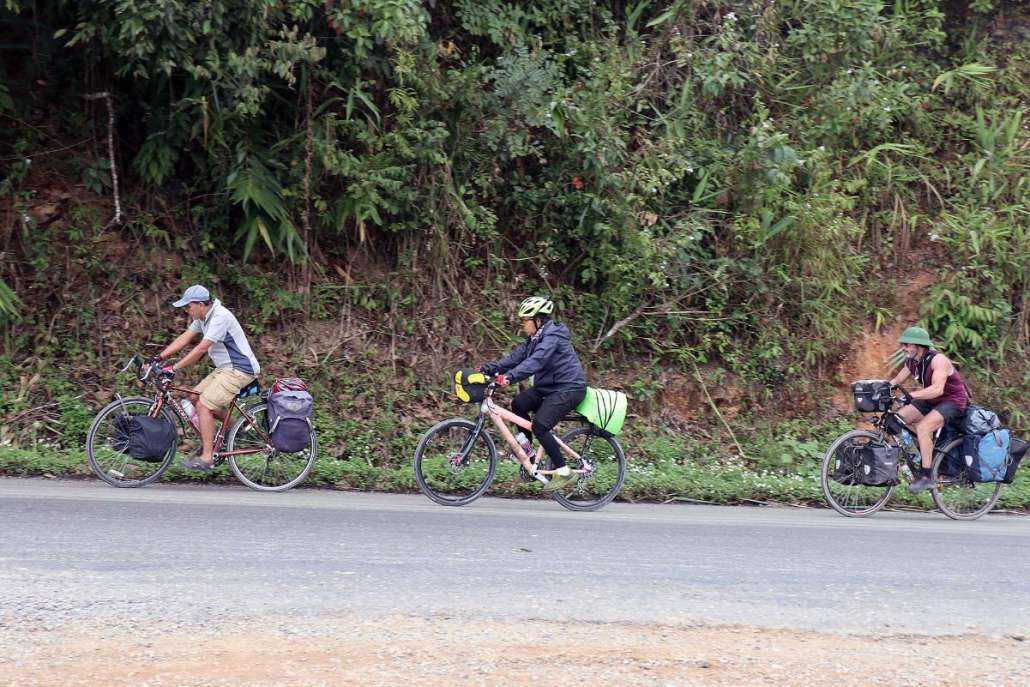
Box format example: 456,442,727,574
172,284,211,307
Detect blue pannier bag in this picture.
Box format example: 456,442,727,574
962,428,1011,483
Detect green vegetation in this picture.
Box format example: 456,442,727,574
1,1,1028,502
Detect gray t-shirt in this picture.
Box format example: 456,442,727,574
188,300,261,375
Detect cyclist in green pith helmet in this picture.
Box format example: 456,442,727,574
480,296,587,493
889,325,969,494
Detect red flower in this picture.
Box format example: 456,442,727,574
571,176,584,190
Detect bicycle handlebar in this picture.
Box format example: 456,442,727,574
120,353,166,387
891,383,913,404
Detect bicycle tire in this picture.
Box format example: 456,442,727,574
820,429,896,517
225,402,317,492
549,426,626,512
413,418,497,506
86,396,177,488
930,437,1003,521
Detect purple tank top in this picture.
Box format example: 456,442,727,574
905,350,969,409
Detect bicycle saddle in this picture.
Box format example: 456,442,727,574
237,380,262,399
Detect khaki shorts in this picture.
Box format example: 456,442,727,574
193,368,257,412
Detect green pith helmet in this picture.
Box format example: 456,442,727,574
898,326,933,347
517,296,554,319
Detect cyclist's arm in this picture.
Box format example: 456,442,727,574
159,329,201,361
909,355,950,401
172,338,214,371
888,365,911,387
482,341,529,376
505,334,558,384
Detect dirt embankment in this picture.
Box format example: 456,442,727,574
2,614,1028,687
830,271,935,413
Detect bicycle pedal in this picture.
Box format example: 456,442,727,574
519,465,541,483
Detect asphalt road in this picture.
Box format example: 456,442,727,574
2,478,1029,636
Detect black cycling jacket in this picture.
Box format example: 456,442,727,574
481,320,587,393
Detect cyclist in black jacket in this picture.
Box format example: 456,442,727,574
481,296,587,492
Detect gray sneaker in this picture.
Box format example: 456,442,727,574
181,457,214,472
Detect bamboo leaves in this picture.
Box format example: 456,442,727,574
931,62,997,96
227,151,304,262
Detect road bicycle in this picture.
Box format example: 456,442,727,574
85,354,316,491
821,383,1002,520
413,381,626,512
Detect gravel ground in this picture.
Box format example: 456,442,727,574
2,613,1029,686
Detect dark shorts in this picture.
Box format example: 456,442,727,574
911,399,966,422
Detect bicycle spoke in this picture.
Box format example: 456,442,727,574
414,419,496,506
821,431,894,517
227,403,316,491
931,439,1002,520
549,427,625,512
87,398,175,487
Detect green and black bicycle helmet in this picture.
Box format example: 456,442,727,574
517,296,554,319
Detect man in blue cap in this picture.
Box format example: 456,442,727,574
156,285,261,471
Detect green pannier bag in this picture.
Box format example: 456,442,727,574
575,387,628,435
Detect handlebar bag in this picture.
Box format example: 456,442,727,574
851,380,893,413
267,388,313,453
111,415,176,462
454,369,488,403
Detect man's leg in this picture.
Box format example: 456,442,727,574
195,403,228,464
915,410,945,470
188,369,251,468
896,402,924,457
896,402,925,427
908,408,945,493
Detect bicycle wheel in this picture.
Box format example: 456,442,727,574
820,430,896,517
549,426,626,512
931,437,1003,520
86,396,177,488
225,402,316,492
413,418,497,506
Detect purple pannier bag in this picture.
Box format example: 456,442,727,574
267,388,313,453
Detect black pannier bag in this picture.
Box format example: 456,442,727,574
852,380,893,413
858,443,901,486
1003,437,1030,484
831,443,864,485
938,439,966,477
832,440,899,486
111,415,176,462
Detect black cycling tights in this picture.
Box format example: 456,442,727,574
511,387,586,469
